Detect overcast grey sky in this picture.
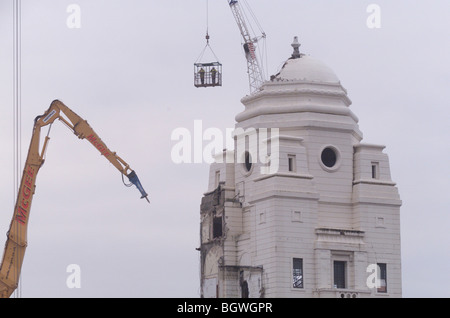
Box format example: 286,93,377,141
0,0,449,298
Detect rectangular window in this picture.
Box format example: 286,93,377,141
377,263,387,293
215,170,220,188
371,162,379,179
292,258,303,288
333,261,346,289
288,155,296,172
213,217,222,238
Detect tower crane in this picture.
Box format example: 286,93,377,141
227,0,266,94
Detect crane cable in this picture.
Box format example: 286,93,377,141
241,0,265,36
12,0,22,298
195,0,220,63
206,0,209,40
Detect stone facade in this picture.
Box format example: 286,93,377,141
199,44,402,298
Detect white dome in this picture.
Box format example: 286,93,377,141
275,55,340,84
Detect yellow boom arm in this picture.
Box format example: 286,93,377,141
0,100,149,298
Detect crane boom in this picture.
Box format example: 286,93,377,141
228,0,265,94
0,100,149,298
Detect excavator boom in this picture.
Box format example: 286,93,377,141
0,100,148,298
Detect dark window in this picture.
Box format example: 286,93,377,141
321,147,337,168
334,261,346,289
288,155,295,172
293,258,303,288
377,263,387,293
244,151,252,172
213,217,222,238
241,281,249,298
371,162,379,179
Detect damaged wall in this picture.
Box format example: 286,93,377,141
199,185,224,298
199,183,264,298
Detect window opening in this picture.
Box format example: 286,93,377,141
213,216,222,238
244,151,252,172
371,162,379,179
288,155,296,172
333,261,346,289
377,263,387,293
214,170,220,188
321,147,337,168
241,280,249,298
293,258,303,288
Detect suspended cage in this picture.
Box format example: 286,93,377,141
194,0,222,88
194,61,222,88
194,33,222,88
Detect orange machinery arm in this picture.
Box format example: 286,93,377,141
0,100,149,298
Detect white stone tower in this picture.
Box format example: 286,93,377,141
199,38,402,298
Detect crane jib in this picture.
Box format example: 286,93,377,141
244,42,256,60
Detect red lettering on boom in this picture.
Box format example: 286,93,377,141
25,174,32,188
86,134,111,157
16,205,28,225
21,199,29,210
27,165,34,177
23,185,31,199
15,165,34,225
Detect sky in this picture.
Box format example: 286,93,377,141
0,0,449,298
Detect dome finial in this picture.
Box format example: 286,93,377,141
291,36,301,59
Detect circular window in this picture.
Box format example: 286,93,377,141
321,147,337,168
319,145,341,172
